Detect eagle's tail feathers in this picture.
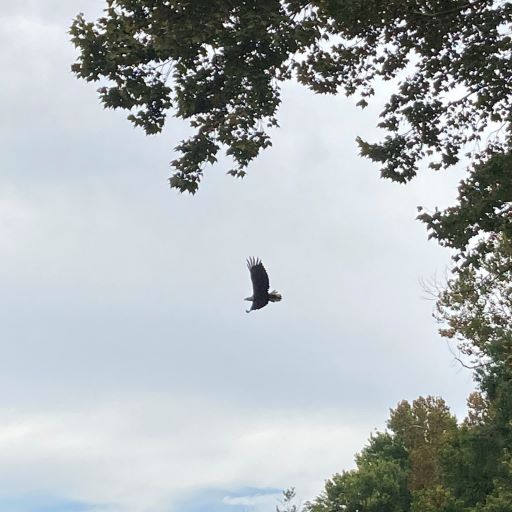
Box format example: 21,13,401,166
268,290,282,302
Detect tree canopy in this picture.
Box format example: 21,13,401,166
419,152,512,269
70,0,512,193
435,233,512,399
304,232,512,512
305,392,512,512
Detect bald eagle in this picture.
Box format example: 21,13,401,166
245,257,282,313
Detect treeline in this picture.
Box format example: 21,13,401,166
305,391,511,512
303,228,512,511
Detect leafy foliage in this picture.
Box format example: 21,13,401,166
306,393,512,512
419,152,512,269
306,398,456,512
410,486,463,512
306,225,512,512
71,0,312,192
306,455,410,512
479,453,512,512
71,0,512,192
387,397,457,492
435,234,512,386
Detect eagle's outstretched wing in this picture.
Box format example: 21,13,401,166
247,257,269,309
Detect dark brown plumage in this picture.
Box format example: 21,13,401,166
244,257,282,313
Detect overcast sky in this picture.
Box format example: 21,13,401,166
0,2,475,512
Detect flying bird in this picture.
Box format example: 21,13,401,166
245,257,282,313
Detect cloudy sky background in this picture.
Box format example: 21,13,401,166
1,1,475,511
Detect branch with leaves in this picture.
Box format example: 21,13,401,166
71,0,512,193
